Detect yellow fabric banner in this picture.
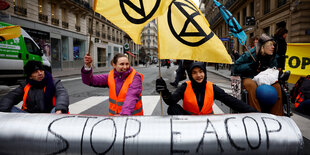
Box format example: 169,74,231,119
0,26,21,42
157,0,232,64
94,0,172,44
285,43,310,83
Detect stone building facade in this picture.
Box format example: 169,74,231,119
200,0,310,54
1,0,140,70
141,20,158,64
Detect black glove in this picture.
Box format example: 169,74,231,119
156,78,167,93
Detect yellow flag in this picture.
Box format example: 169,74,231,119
285,43,310,83
0,26,21,42
94,0,172,44
158,0,232,64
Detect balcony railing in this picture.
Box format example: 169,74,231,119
14,6,27,16
52,18,59,26
38,13,48,23
62,21,69,28
75,25,81,32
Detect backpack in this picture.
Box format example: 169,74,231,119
291,75,310,108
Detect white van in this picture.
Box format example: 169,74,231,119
0,22,51,83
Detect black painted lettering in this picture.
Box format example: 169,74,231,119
123,118,141,155
225,117,246,151
242,116,261,149
78,116,98,155
90,118,117,154
261,117,282,150
288,56,300,68
47,116,75,155
302,57,310,69
196,119,223,153
171,117,190,154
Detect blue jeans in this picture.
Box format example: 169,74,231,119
10,107,56,113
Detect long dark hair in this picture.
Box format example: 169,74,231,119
110,53,128,65
275,27,288,37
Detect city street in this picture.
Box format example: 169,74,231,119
1,64,309,154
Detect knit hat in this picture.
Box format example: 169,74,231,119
256,33,274,54
24,61,44,77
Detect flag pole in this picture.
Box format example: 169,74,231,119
240,38,256,62
88,9,95,68
157,18,163,116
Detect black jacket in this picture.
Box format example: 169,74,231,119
161,82,257,113
274,35,287,69
0,79,69,113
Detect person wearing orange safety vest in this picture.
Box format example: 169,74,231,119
156,62,257,115
82,53,143,116
0,61,69,113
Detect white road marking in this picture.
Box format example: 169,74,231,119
213,102,224,114
61,77,81,82
69,96,108,114
142,96,161,115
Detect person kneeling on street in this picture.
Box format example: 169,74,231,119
156,62,257,115
0,61,69,114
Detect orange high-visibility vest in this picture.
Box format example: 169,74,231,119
22,84,56,111
108,69,143,116
183,81,214,115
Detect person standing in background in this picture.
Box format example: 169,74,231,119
274,27,288,72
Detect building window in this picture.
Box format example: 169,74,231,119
237,12,240,23
61,8,68,28
38,0,43,13
243,8,246,26
51,3,56,19
264,0,270,14
14,0,27,16
250,2,254,16
75,14,80,32
51,3,59,26
263,27,270,35
38,0,47,22
88,18,92,34
278,0,286,8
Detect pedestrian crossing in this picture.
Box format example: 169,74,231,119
67,95,224,115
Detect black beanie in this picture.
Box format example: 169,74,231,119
24,61,44,77
186,62,207,83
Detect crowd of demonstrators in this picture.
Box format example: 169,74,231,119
0,61,69,114
81,53,144,116
233,34,284,116
274,27,288,72
156,62,257,115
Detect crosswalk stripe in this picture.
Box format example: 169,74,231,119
69,96,109,114
213,103,224,114
142,96,161,115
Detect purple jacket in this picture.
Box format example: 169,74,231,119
81,66,142,115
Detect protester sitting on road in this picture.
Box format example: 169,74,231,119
156,62,257,115
234,33,284,116
0,61,69,113
81,53,143,116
